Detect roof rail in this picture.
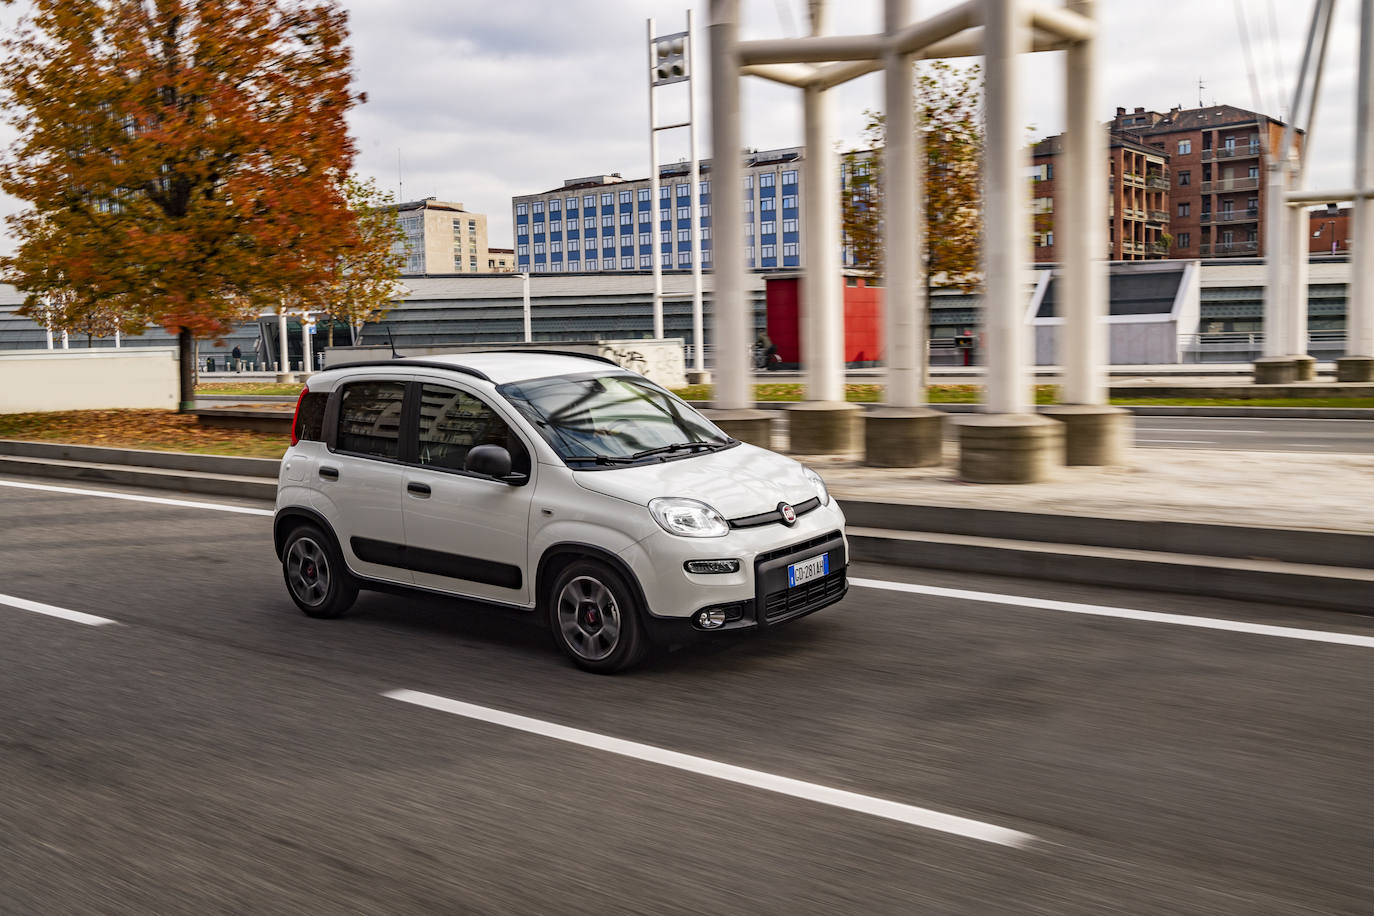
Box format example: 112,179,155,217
325,359,493,382
488,348,620,366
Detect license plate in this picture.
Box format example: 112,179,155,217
787,553,829,588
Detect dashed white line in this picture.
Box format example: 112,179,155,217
0,478,273,516
384,688,1037,849
0,592,117,627
851,578,1374,649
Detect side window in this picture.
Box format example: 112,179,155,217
336,381,406,459
415,384,531,477
293,391,328,442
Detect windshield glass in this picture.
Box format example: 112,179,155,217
498,372,733,465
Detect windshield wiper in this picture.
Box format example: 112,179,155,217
630,441,721,460
564,454,638,466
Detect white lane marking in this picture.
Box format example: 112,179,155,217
0,478,272,516
384,688,1037,849
851,578,1374,649
0,592,117,627
1135,439,1210,444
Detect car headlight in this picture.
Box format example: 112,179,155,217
802,466,830,506
648,497,730,538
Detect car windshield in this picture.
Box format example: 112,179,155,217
498,372,733,466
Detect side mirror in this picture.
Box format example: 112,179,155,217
466,444,513,479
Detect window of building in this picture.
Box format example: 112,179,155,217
783,219,798,233
551,241,561,253
337,381,406,459
516,203,528,216
621,257,633,269
677,228,690,242
761,244,776,258
602,214,614,228
699,204,711,217
745,199,754,214
760,173,775,187
701,180,710,196
701,227,711,240
678,252,691,267
584,216,595,229
761,220,776,236
761,198,776,212
660,230,671,244
469,256,478,269
619,190,631,204
1177,232,1190,248
566,198,578,212
603,259,615,270
584,195,595,209
533,243,545,255
660,186,670,199
638,188,650,202
454,256,464,271
1179,170,1191,186
532,201,544,214
1178,202,1190,217
782,195,797,209
548,199,559,213
676,206,689,220
1178,139,1191,155
743,176,754,190
517,223,528,237
638,232,650,246
549,220,561,233
620,212,632,225
781,170,798,185
584,238,596,251
782,242,798,257
600,193,612,206
676,183,689,199
517,243,529,256
640,254,651,268
1248,166,1260,179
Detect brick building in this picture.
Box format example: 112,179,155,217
1031,130,1169,263
1309,206,1350,255
1110,105,1290,259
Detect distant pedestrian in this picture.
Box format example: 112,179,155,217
231,345,242,372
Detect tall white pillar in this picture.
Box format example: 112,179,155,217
114,328,121,348
707,0,749,411
1349,0,1374,362
45,325,53,350
647,18,665,340
1262,161,1291,357
522,272,532,342
1285,199,1310,361
687,9,707,376
277,307,293,381
1059,0,1107,405
301,313,313,374
61,329,69,350
981,0,1032,415
882,0,921,408
802,85,844,403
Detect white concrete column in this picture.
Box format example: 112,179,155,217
277,308,293,380
982,0,1032,415
61,329,68,350
1060,0,1107,404
1262,161,1291,357
688,8,705,366
521,272,532,342
1286,200,1310,358
114,328,121,348
1350,0,1374,358
883,0,923,408
708,0,749,409
45,325,53,350
647,18,665,340
301,313,312,374
802,87,845,402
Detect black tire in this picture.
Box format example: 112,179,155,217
282,524,358,619
548,559,647,673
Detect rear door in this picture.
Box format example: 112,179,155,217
320,377,413,585
399,381,537,607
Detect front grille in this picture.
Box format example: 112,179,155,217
756,530,842,565
763,569,846,621
729,497,822,529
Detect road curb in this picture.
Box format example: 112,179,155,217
684,402,1374,419
0,439,281,477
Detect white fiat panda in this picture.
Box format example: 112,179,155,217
274,351,847,672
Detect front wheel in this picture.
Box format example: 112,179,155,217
549,560,647,673
282,524,358,619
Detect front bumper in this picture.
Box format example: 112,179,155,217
642,528,848,645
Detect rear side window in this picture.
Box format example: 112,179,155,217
336,380,406,459
293,392,328,443
416,384,530,476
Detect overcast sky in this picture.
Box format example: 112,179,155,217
0,0,1365,257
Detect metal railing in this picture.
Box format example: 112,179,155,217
1148,209,1168,222
1201,145,1261,161
1199,240,1260,256
1146,175,1170,190
1179,331,1346,362
1208,209,1260,224
1201,177,1260,193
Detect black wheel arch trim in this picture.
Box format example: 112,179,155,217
536,542,653,624
274,506,340,560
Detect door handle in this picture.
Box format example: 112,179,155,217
407,481,432,497
319,466,339,481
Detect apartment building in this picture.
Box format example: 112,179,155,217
388,199,514,276
511,147,806,274
1309,206,1350,255
1031,130,1171,262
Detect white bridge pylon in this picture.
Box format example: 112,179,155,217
707,0,1108,428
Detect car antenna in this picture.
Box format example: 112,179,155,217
385,325,399,359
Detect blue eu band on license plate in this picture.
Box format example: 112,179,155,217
787,553,830,588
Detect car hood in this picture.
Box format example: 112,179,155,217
571,443,819,517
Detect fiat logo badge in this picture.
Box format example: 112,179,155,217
779,503,797,526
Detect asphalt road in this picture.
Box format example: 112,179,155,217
1129,416,1374,453
3,475,1374,914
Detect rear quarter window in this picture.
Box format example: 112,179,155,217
293,392,329,443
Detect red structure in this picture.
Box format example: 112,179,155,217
764,273,883,367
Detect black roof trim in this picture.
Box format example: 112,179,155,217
487,348,619,366
325,359,493,382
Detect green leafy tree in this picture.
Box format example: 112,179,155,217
840,61,983,292
0,0,362,409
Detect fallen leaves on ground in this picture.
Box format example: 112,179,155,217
0,409,289,458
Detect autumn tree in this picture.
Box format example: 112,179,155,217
300,175,404,348
840,61,983,292
0,0,362,409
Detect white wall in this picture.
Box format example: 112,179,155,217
0,348,179,413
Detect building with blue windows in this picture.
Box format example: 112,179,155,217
511,147,804,274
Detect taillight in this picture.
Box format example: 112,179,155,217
290,387,309,446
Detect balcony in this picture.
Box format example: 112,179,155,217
1199,240,1259,257
1201,177,1260,193
1123,173,1145,188
1211,208,1260,224
1148,209,1168,223
1201,144,1261,162
1146,175,1170,190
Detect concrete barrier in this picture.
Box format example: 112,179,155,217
0,348,178,413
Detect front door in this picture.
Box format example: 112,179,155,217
400,382,536,606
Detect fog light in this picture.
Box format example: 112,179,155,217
685,559,741,574
694,609,727,629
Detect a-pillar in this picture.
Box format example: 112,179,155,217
276,309,295,383
787,0,861,455
956,0,1063,482
1039,0,1130,464
1341,0,1374,382
703,0,772,447
865,0,944,467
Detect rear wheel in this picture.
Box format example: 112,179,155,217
549,560,647,673
282,524,358,619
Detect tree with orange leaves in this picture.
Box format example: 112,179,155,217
0,0,362,409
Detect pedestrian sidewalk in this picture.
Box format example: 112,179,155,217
808,444,1374,534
